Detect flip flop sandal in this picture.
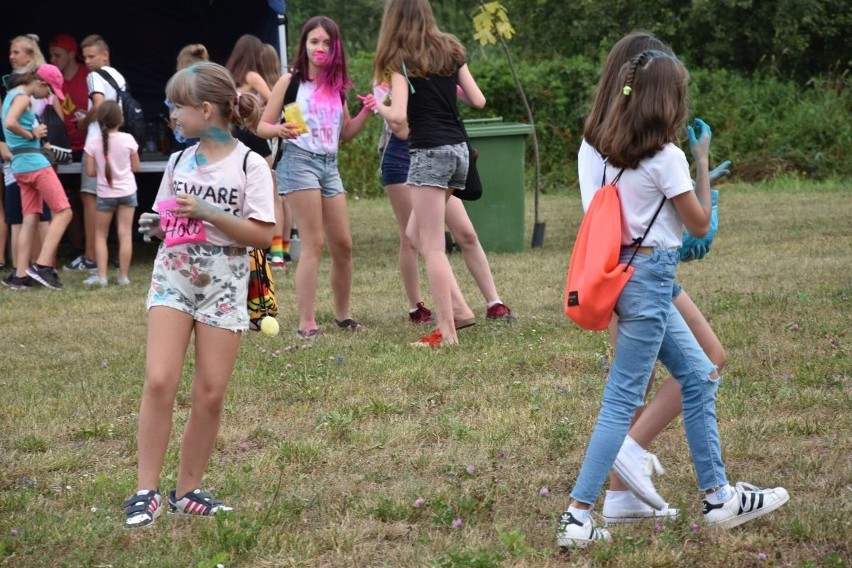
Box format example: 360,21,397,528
335,318,365,331
455,318,477,330
296,328,322,339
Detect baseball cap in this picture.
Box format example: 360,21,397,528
49,34,78,55
36,64,66,101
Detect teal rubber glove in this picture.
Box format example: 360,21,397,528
680,189,718,261
709,159,731,183
687,118,712,164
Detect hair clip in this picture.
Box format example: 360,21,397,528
622,86,632,96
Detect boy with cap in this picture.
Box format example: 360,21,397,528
49,34,90,268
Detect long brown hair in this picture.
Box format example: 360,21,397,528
374,0,465,81
225,34,264,87
583,31,674,151
259,43,281,87
97,101,123,187
596,51,689,169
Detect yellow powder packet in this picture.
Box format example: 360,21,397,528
284,103,309,134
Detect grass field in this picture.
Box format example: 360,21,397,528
0,181,850,567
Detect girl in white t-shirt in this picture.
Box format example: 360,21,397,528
257,16,374,338
83,101,139,286
124,61,275,529
556,51,788,547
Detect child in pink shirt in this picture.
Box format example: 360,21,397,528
83,100,139,286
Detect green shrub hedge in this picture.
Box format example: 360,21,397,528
337,52,851,198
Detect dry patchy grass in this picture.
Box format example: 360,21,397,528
0,183,850,567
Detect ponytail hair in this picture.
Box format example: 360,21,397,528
166,61,262,130
97,101,123,187
596,50,689,169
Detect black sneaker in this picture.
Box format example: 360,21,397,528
27,264,63,290
63,255,96,271
122,489,163,529
168,488,233,517
2,274,34,290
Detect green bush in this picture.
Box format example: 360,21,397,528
336,51,851,199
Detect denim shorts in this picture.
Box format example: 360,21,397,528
672,280,683,299
147,242,250,332
4,181,52,224
96,193,138,212
80,171,97,194
407,143,468,190
381,135,410,186
276,143,345,197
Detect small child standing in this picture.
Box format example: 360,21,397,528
123,61,275,529
83,100,139,286
557,51,788,547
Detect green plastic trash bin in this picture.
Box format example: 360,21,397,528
463,118,533,252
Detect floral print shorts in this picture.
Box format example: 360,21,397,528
146,243,250,331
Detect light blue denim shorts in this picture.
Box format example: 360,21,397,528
276,143,345,197
96,193,138,212
407,143,468,190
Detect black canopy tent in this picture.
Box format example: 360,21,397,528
1,0,288,129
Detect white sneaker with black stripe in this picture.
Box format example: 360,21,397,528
703,482,789,529
556,511,611,548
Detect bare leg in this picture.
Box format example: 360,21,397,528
322,194,356,323
445,196,500,304
408,185,469,344
94,209,114,280
137,307,194,491
385,183,423,308
175,322,241,496
0,194,7,266
115,205,135,279
34,208,71,268
81,192,97,262
285,189,323,332
15,214,39,278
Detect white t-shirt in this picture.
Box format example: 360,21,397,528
578,139,693,249
289,80,343,155
84,131,139,198
153,141,276,247
86,66,126,140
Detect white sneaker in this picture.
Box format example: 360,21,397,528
613,442,667,510
602,490,679,525
83,274,108,287
556,511,611,548
116,276,131,286
703,482,789,529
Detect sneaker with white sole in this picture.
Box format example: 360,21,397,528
122,489,163,529
116,276,131,286
613,441,667,510
168,488,233,517
556,511,611,548
83,274,108,287
602,490,679,525
26,264,63,290
703,482,789,529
